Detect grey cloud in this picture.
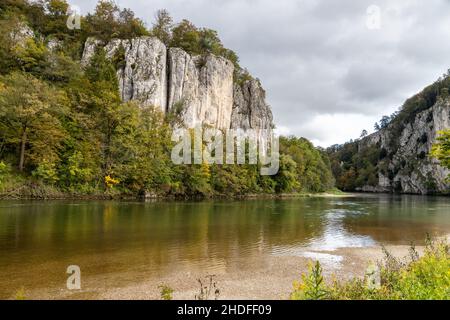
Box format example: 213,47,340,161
69,0,450,146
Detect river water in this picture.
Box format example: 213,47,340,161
0,194,449,298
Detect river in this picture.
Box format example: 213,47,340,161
0,194,449,299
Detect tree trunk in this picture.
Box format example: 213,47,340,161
19,128,27,172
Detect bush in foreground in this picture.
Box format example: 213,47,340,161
291,238,450,300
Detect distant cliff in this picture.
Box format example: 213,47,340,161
81,36,273,132
360,98,449,194
329,90,450,195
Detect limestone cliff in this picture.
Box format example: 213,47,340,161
81,36,273,131
82,37,167,113
167,47,234,130
357,98,450,194
231,79,274,131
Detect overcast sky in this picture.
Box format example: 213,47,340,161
68,0,450,147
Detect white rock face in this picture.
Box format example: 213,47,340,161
359,98,450,194
46,38,62,51
9,22,34,47
82,37,167,112
231,80,274,131
167,48,234,130
108,37,167,112
81,37,274,132
81,37,103,67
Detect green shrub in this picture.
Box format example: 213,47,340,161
431,129,450,181
291,238,450,300
14,287,26,300
389,240,449,299
0,161,10,183
291,261,328,300
32,160,59,184
158,284,174,300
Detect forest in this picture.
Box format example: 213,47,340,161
0,0,335,199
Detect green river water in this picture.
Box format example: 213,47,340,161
0,194,449,298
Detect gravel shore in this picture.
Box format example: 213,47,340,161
20,240,443,300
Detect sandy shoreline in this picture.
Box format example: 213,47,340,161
19,239,445,300
96,245,423,300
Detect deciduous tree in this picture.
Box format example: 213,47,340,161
0,72,67,171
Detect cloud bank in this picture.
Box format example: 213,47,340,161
69,0,450,146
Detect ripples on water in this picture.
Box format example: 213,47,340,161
0,195,449,297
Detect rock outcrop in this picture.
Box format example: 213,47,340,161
81,36,273,131
83,37,167,112
231,79,274,131
358,98,450,194
81,37,102,67
9,22,34,47
167,47,234,130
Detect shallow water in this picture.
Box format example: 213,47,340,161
0,194,449,298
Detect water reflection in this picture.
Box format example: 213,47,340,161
0,195,449,298
306,208,376,251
